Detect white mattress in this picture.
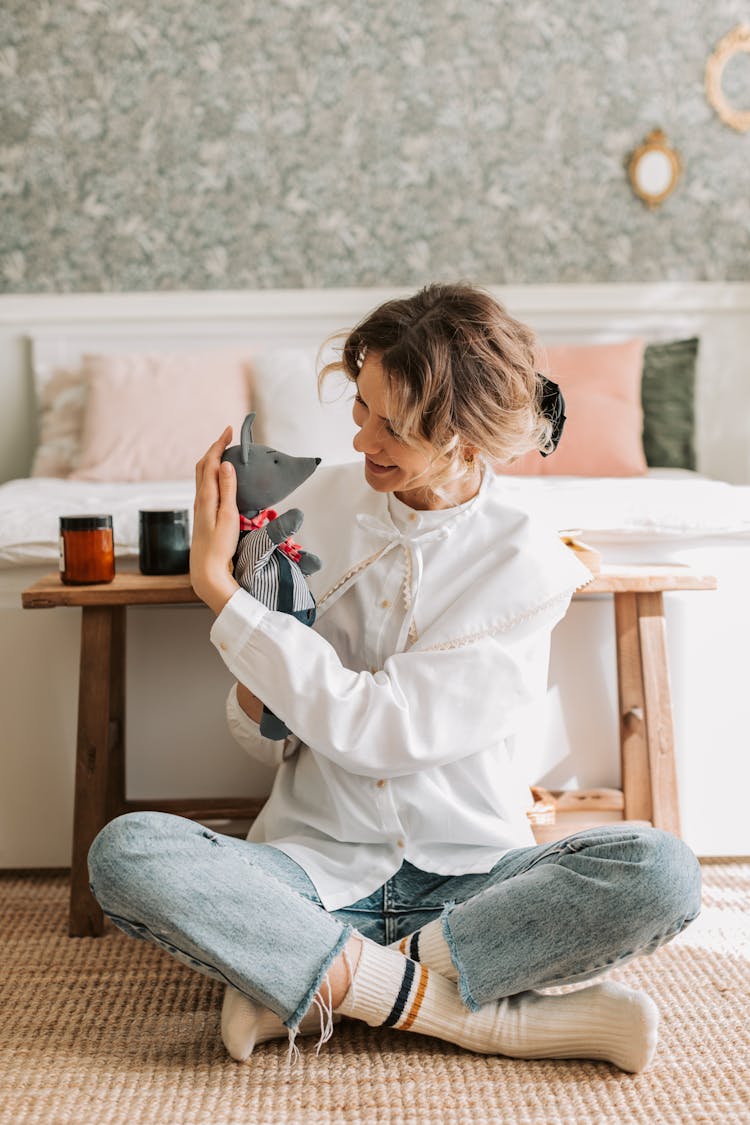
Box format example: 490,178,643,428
1,470,749,569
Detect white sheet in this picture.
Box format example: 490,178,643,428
2,470,750,568
0,478,195,567
495,470,750,541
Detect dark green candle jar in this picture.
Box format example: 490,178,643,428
138,510,191,575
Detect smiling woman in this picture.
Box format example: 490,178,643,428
86,282,701,1075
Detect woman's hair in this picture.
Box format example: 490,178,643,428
319,283,553,496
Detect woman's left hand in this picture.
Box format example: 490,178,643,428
190,426,241,615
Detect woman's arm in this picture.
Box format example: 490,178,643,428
211,588,568,778
191,430,272,727
236,682,264,723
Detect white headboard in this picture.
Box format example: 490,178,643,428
2,283,749,483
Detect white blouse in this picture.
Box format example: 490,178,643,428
210,463,591,911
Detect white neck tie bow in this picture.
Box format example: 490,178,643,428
355,512,453,651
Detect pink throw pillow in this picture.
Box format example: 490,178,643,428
69,352,252,481
497,339,648,477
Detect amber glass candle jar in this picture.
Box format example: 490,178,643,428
59,515,115,585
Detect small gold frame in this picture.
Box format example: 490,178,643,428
706,24,750,133
628,129,682,209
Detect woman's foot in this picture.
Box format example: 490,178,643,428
335,938,660,1073
221,985,341,1061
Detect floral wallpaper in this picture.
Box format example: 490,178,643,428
1,0,749,292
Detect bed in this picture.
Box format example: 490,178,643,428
2,284,749,866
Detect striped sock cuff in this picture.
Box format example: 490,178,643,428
398,932,421,962
382,959,429,1031
401,918,458,981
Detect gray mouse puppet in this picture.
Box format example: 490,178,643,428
221,412,322,740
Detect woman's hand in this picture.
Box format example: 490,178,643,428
236,682,264,724
190,427,241,615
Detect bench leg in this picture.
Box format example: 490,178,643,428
106,606,127,822
69,605,124,937
614,592,653,823
637,591,682,837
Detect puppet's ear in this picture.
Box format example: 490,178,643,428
240,412,256,464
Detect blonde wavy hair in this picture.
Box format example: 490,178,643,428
319,282,554,498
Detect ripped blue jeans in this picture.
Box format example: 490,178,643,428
88,813,701,1030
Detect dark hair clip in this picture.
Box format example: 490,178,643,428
537,374,566,456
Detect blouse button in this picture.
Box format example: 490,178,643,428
408,513,417,522
396,838,405,848
370,666,377,674
376,779,386,788
381,599,390,609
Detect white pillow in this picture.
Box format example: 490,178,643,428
248,347,359,466
30,364,88,477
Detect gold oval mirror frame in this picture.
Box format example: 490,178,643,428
706,24,750,132
628,129,682,209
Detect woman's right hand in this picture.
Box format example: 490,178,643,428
237,682,264,724
190,427,241,615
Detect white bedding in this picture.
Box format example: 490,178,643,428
490,469,750,541
0,477,195,567
2,470,749,569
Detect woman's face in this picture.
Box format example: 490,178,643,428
352,352,477,510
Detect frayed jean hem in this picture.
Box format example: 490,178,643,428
440,901,482,1013
285,923,354,1032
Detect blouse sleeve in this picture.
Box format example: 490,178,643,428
211,587,569,779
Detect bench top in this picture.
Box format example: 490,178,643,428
21,563,717,609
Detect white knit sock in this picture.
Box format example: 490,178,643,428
221,985,341,1062
338,938,659,1073
392,918,458,979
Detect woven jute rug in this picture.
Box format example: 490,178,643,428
0,861,748,1125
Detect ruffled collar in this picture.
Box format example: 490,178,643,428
294,461,592,653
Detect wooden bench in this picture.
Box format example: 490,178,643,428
22,563,717,936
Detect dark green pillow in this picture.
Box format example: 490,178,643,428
641,338,699,470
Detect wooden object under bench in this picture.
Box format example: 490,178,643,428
22,564,717,937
